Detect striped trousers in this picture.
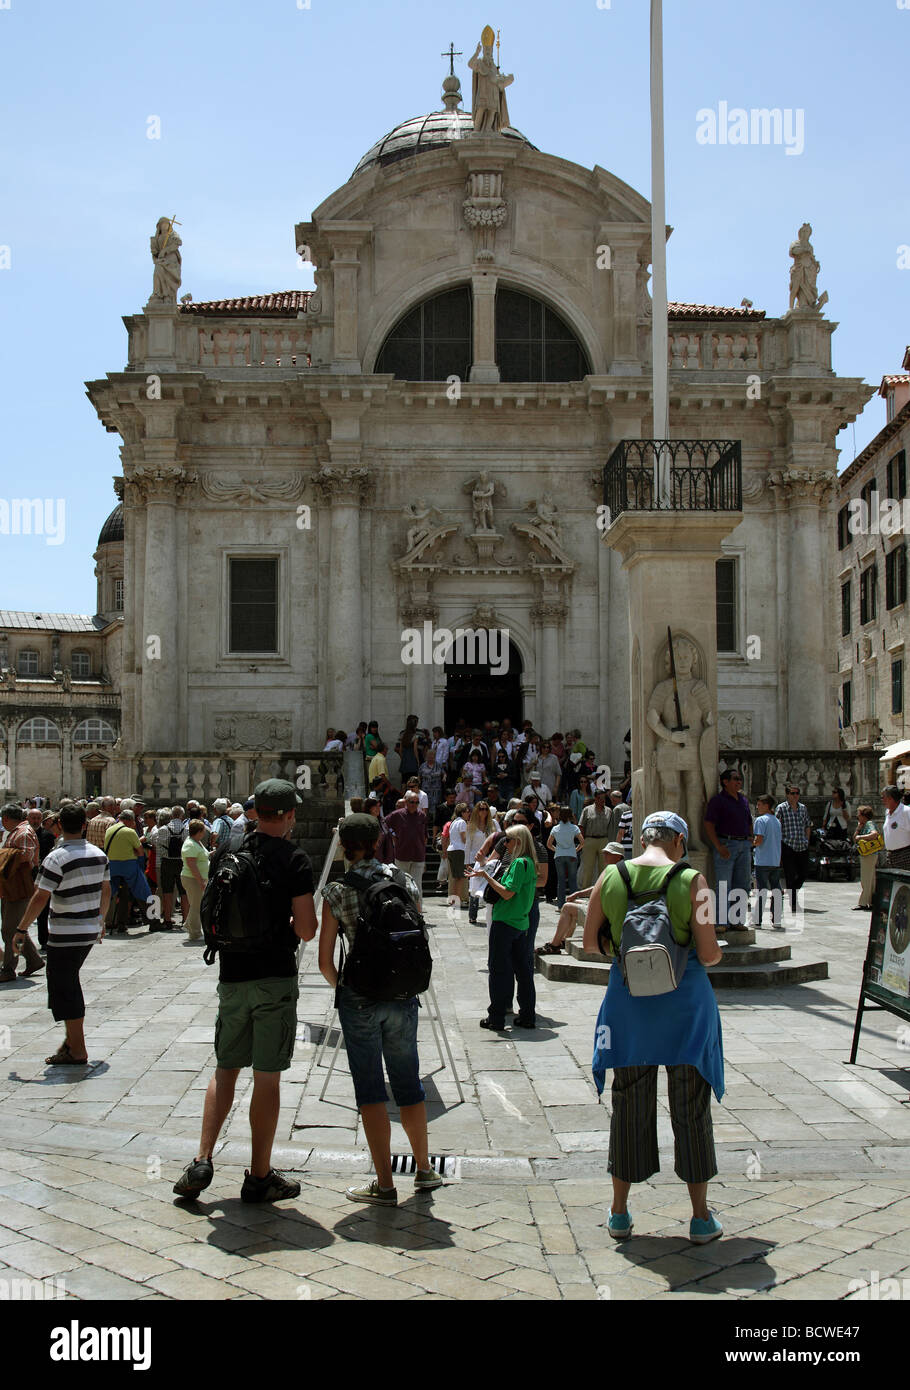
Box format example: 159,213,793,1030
608,1064,717,1184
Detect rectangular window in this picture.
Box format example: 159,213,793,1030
837,505,850,550
860,566,877,625
229,559,278,653
886,546,907,610
841,680,852,728
860,478,877,513
17,650,39,676
841,580,852,636
71,651,91,679
715,557,737,652
893,660,904,716
867,672,877,720
887,450,907,501
113,579,124,611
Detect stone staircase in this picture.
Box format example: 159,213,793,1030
536,926,829,989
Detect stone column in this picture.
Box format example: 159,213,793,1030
604,510,742,876
606,232,643,375
401,603,438,732
769,467,837,746
4,720,17,796
60,716,74,798
315,460,372,732
470,268,499,383
322,222,372,374
131,463,192,752
532,602,564,734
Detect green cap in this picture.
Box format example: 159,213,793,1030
253,778,302,812
339,813,381,844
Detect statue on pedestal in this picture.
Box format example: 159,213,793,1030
646,635,715,852
149,216,182,303
465,471,504,533
788,223,828,312
469,25,514,132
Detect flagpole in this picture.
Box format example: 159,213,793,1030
650,0,670,501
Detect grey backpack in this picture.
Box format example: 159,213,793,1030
613,860,691,996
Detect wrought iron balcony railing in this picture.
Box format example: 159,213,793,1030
603,439,742,523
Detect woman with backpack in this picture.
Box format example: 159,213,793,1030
583,811,725,1246
478,822,539,1030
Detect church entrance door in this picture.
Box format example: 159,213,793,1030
444,638,523,731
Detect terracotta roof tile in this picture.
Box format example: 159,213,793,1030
668,302,766,321
180,292,312,316
878,373,910,397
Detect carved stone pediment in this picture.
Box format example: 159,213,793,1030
394,524,461,571
511,521,575,573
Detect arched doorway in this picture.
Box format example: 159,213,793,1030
444,638,523,731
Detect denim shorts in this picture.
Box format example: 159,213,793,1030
337,985,425,1108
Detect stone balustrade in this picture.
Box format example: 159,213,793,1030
668,329,762,371
129,750,344,806
720,747,882,824
196,326,312,370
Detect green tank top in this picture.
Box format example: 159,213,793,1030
600,861,699,951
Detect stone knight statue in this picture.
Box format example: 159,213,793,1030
149,216,182,303
788,223,828,312
646,635,715,852
469,25,514,132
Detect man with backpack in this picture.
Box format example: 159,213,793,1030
318,813,442,1206
156,805,188,932
583,811,725,1247
173,779,317,1204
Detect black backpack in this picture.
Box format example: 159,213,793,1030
162,823,187,859
200,842,275,966
338,863,432,1002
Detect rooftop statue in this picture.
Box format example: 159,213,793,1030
788,223,828,313
469,25,514,133
149,216,182,304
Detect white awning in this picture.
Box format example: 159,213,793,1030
879,740,910,763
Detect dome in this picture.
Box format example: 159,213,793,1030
97,504,123,545
352,109,535,178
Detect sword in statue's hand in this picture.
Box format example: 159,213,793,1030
667,625,689,734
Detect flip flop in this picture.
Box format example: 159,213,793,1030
45,1043,89,1066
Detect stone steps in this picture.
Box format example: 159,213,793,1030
562,938,792,968
536,948,829,988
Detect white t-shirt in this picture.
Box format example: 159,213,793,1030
884,801,910,851
448,817,467,852
523,781,552,805
432,737,450,767
323,739,343,752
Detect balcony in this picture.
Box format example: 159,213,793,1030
603,439,742,522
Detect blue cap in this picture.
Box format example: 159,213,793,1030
641,811,689,843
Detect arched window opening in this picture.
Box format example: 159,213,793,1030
375,287,472,381
495,287,591,382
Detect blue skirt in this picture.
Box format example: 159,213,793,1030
592,952,724,1102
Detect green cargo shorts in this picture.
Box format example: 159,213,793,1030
214,977,299,1073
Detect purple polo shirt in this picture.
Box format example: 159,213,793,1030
704,791,752,838
385,808,427,861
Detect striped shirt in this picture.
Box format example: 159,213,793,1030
36,840,109,948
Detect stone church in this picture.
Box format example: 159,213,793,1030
85,37,871,789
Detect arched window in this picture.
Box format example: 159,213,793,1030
375,287,472,382
71,650,92,679
17,717,62,744
495,287,591,382
17,649,39,677
73,718,116,745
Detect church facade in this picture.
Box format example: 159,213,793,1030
86,49,871,779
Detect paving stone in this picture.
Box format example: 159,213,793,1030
226,1266,340,1299
78,1241,182,1282
0,1238,81,1278
63,1265,150,1299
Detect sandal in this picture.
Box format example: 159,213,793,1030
535,943,561,956
45,1042,89,1066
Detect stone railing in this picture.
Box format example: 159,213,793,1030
720,748,883,824
129,751,344,805
196,326,312,370
668,330,761,371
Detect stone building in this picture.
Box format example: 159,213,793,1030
834,349,910,758
83,49,871,787
0,504,123,799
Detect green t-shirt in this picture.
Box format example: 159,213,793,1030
491,855,536,930
600,861,698,951
181,837,210,881
104,824,142,862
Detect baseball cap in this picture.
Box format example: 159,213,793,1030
243,796,255,811
339,812,381,843
253,778,302,813
641,811,689,843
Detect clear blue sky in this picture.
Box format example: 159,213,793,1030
1,0,907,613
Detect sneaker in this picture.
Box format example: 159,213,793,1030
241,1168,301,1204
414,1166,444,1192
479,1017,506,1030
173,1157,214,1199
608,1208,633,1240
512,1016,536,1029
689,1211,723,1244
346,1179,397,1206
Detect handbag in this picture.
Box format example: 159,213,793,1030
857,832,884,856
482,854,509,904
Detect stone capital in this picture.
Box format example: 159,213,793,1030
531,600,567,623
767,468,835,504
128,464,196,504
313,465,373,506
